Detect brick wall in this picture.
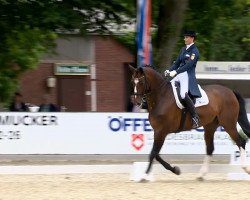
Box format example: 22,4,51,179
19,35,134,112
94,36,134,111
20,63,57,107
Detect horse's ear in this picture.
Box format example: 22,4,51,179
128,64,136,73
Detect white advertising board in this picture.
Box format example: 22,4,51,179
230,148,250,165
0,112,249,154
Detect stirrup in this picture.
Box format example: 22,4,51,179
192,116,200,128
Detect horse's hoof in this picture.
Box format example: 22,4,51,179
196,177,204,181
242,166,250,174
138,178,150,183
136,173,154,182
173,166,181,175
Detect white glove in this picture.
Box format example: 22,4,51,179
164,70,170,76
169,70,177,77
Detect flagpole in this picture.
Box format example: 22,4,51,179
134,0,139,68
136,0,152,68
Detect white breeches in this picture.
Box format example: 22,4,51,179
171,71,189,99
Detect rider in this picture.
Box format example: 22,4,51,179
165,30,201,128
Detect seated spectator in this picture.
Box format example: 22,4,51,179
9,92,28,112
38,94,59,112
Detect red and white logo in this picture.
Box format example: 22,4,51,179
131,134,144,151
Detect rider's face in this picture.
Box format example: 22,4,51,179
184,36,194,45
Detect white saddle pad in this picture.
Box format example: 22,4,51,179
171,81,209,109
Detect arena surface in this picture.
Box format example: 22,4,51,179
0,155,249,200
0,173,249,200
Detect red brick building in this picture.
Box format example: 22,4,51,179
20,35,134,112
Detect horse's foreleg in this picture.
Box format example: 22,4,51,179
155,154,181,175
145,135,180,177
145,150,156,174
141,145,158,181
145,150,180,175
144,135,165,179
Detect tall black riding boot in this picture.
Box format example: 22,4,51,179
184,93,200,128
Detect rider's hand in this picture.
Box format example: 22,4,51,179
164,70,170,76
169,70,177,77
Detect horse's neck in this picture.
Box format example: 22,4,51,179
147,77,173,110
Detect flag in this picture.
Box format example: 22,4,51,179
136,0,152,67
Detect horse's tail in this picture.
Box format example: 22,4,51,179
234,91,250,138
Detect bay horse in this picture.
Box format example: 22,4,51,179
130,65,250,180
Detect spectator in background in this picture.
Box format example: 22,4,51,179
127,95,141,112
126,96,134,112
38,94,59,112
9,92,28,111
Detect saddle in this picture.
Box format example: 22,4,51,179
171,81,209,109
170,81,209,132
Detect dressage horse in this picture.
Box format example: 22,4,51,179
130,65,250,180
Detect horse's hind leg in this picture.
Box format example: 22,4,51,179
197,119,218,180
223,123,250,174
239,146,250,174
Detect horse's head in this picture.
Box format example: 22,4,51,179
129,65,151,107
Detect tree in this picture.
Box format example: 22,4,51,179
179,0,250,61
117,0,250,71
153,0,188,71
208,0,250,61
0,0,135,103
1,0,249,103
115,0,189,71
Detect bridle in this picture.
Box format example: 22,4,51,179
132,71,151,107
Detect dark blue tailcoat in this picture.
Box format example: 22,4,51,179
169,44,201,98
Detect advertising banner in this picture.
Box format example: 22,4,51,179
0,112,249,154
